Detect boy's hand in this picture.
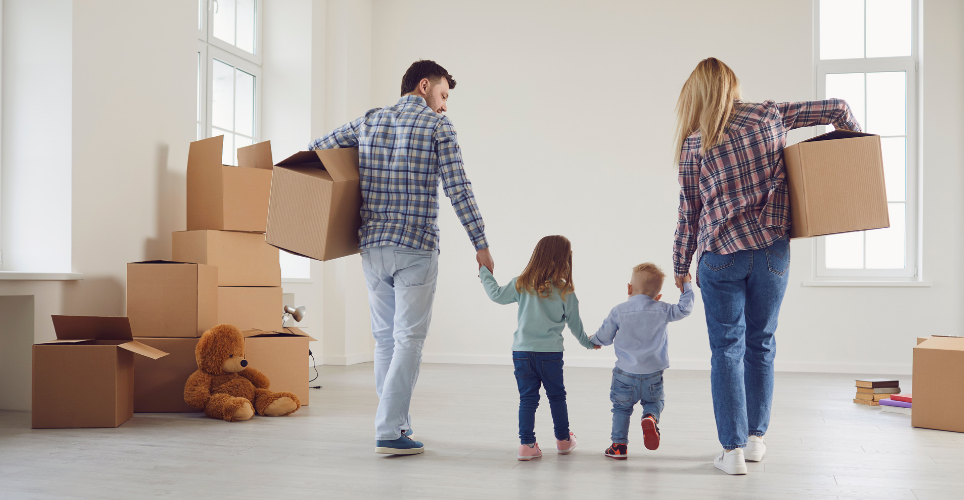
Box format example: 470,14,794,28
675,273,692,292
683,273,692,283
592,344,601,350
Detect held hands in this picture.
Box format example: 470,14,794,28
476,247,495,273
674,273,693,293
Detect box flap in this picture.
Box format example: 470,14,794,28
118,341,169,360
276,149,359,183
284,327,316,341
35,339,90,345
802,129,875,143
51,316,134,341
276,150,322,167
916,336,964,351
242,327,314,340
130,260,196,265
238,140,273,170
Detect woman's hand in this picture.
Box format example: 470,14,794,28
675,273,692,292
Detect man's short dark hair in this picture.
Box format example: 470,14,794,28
400,60,456,96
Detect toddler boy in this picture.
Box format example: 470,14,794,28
590,263,693,459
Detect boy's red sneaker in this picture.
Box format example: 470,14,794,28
641,414,660,450
605,443,628,459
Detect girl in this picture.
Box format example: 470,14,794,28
479,235,599,461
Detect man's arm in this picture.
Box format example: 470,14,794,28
435,117,489,255
308,115,364,151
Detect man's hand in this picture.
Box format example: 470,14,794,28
674,273,692,292
477,247,494,273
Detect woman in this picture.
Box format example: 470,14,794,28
671,58,860,475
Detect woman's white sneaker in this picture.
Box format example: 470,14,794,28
714,448,748,475
744,435,766,462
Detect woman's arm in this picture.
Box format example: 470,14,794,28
776,99,862,132
672,138,703,281
479,266,519,305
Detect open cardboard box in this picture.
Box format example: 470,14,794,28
265,148,362,261
133,337,200,413
243,327,316,405
219,286,282,333
913,336,964,433
784,130,890,238
188,137,273,233
127,261,218,338
33,316,168,428
173,230,281,287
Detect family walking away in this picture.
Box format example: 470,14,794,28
308,56,860,475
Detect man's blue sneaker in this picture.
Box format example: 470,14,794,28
375,435,424,455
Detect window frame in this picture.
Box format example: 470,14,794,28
811,0,921,282
206,0,263,66
205,46,263,165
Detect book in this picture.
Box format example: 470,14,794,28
854,398,880,406
890,394,912,403
856,379,900,389
855,392,897,402
873,394,893,402
856,387,901,394
879,399,912,408
880,405,911,415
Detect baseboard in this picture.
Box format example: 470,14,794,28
321,352,373,366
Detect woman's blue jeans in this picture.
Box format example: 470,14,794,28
513,351,569,445
699,237,789,450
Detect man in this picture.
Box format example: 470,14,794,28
309,60,494,455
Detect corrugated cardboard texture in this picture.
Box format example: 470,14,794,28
218,286,282,333
244,332,312,405
784,131,889,238
173,230,281,286
133,337,200,413
266,148,362,261
238,140,273,170
32,344,134,429
912,337,964,433
187,136,273,232
127,262,218,338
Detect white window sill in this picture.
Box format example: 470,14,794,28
281,278,313,284
0,271,84,281
802,280,930,288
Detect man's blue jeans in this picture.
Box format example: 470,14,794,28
513,351,570,445
361,245,439,441
699,237,789,450
610,367,665,444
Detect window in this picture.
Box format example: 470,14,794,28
814,0,919,280
197,0,262,166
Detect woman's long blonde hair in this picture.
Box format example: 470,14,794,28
515,235,574,299
673,58,743,166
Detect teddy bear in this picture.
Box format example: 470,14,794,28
184,324,301,422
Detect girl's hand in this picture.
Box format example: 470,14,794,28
592,344,601,350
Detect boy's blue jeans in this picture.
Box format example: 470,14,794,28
610,367,665,444
699,237,789,450
512,351,569,445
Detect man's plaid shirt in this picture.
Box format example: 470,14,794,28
673,99,861,279
309,95,488,252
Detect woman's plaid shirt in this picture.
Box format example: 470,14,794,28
309,95,488,252
672,99,861,279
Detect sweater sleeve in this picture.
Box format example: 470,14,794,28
665,282,695,323
564,293,596,350
590,307,619,346
480,266,519,305
775,99,863,133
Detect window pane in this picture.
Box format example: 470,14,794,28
236,0,256,54
866,71,905,136
213,0,236,46
234,135,253,167
880,137,906,202
820,0,864,60
825,231,864,269
826,73,866,129
235,69,255,136
866,0,912,58
865,203,905,269
197,122,204,141
198,0,204,31
280,251,311,280
212,59,234,130
214,128,234,165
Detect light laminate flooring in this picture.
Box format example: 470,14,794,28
1,363,962,500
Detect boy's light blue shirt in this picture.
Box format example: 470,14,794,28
590,283,694,374
479,266,595,352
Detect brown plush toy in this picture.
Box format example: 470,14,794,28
184,324,300,421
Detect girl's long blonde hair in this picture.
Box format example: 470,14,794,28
515,235,574,299
673,57,743,166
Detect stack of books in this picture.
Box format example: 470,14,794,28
880,394,912,415
854,378,901,406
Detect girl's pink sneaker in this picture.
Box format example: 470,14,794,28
518,443,542,461
557,432,578,454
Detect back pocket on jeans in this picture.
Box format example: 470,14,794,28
765,239,790,276
701,251,735,272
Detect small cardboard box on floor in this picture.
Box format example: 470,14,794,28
266,147,362,261
913,336,964,433
243,327,316,405
783,130,890,238
127,261,218,338
188,137,273,233
33,316,168,428
173,230,281,286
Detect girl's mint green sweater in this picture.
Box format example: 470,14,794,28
480,266,595,352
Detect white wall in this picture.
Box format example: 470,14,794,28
365,0,964,374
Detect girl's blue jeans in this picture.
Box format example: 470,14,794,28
512,351,569,445
699,237,789,450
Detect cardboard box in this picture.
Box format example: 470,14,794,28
218,286,282,333
172,230,280,287
266,148,362,261
132,337,200,413
33,316,168,428
783,130,890,238
912,336,964,433
127,261,218,338
243,327,316,405
188,137,273,233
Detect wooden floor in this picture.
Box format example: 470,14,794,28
1,363,962,499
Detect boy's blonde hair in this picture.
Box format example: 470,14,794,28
631,263,665,298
